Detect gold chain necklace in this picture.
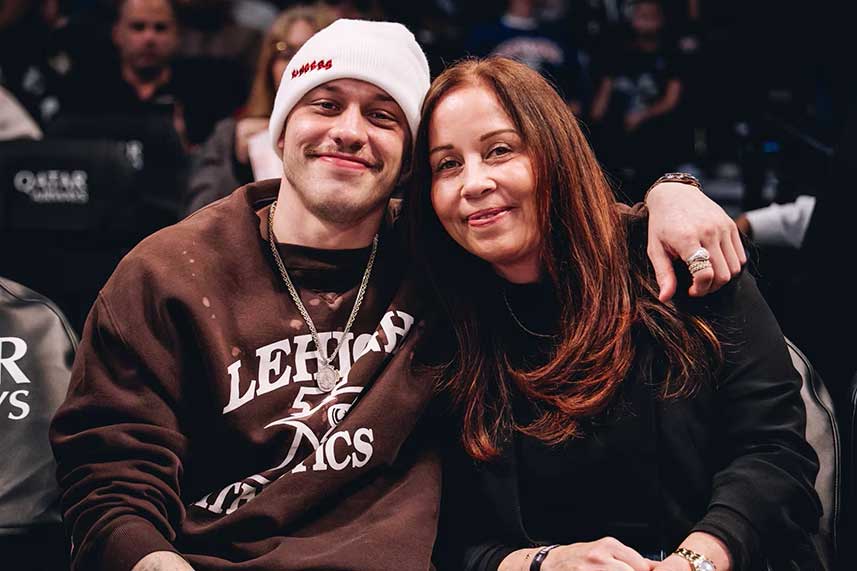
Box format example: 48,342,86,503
502,289,555,339
267,201,378,392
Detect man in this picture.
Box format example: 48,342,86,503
589,0,684,202
60,0,241,146
114,0,179,104
465,0,586,113
50,19,743,571
62,0,181,119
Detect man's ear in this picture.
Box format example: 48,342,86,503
277,132,285,153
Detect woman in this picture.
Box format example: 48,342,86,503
406,57,822,571
185,4,334,213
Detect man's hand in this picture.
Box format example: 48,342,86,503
645,181,746,301
132,551,195,571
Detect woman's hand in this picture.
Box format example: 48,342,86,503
649,555,690,571
653,532,732,571
500,537,656,571
645,182,746,301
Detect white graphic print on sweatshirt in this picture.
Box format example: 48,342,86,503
193,310,414,516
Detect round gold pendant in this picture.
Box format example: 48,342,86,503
316,364,340,392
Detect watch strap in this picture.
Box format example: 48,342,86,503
674,546,716,571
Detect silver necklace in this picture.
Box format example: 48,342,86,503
267,201,378,392
502,289,555,339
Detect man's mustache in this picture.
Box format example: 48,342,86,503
305,147,379,169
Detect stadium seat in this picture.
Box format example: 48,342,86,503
786,338,841,570
0,276,77,570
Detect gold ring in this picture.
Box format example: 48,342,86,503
688,259,712,274
685,247,710,265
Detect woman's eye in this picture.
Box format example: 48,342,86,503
489,145,512,157
436,159,459,172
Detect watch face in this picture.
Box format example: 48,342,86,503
696,560,716,571
665,172,699,184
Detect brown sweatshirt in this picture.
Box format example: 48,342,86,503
50,180,440,571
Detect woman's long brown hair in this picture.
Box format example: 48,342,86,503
406,57,721,461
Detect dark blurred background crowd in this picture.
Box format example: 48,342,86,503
2,2,856,569
1,0,854,404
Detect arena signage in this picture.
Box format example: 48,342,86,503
13,169,89,204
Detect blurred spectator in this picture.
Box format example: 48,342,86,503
43,1,211,235
175,0,262,84
0,0,79,126
465,0,586,111
319,0,383,20
185,4,335,214
567,0,698,55
735,196,816,249
0,86,42,140
59,0,187,142
381,1,467,76
589,0,683,201
58,0,245,147
232,0,279,32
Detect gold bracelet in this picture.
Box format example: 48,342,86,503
673,547,716,571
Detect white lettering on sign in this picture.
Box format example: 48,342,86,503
14,169,89,204
0,337,30,385
0,338,32,420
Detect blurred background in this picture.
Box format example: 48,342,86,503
1,1,855,568
1,0,853,407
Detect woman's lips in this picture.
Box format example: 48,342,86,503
466,207,512,227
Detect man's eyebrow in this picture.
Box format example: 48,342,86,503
312,85,396,104
313,85,339,95
429,129,519,155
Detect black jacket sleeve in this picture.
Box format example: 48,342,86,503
433,444,519,571
686,270,822,570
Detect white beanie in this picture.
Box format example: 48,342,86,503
269,19,431,153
